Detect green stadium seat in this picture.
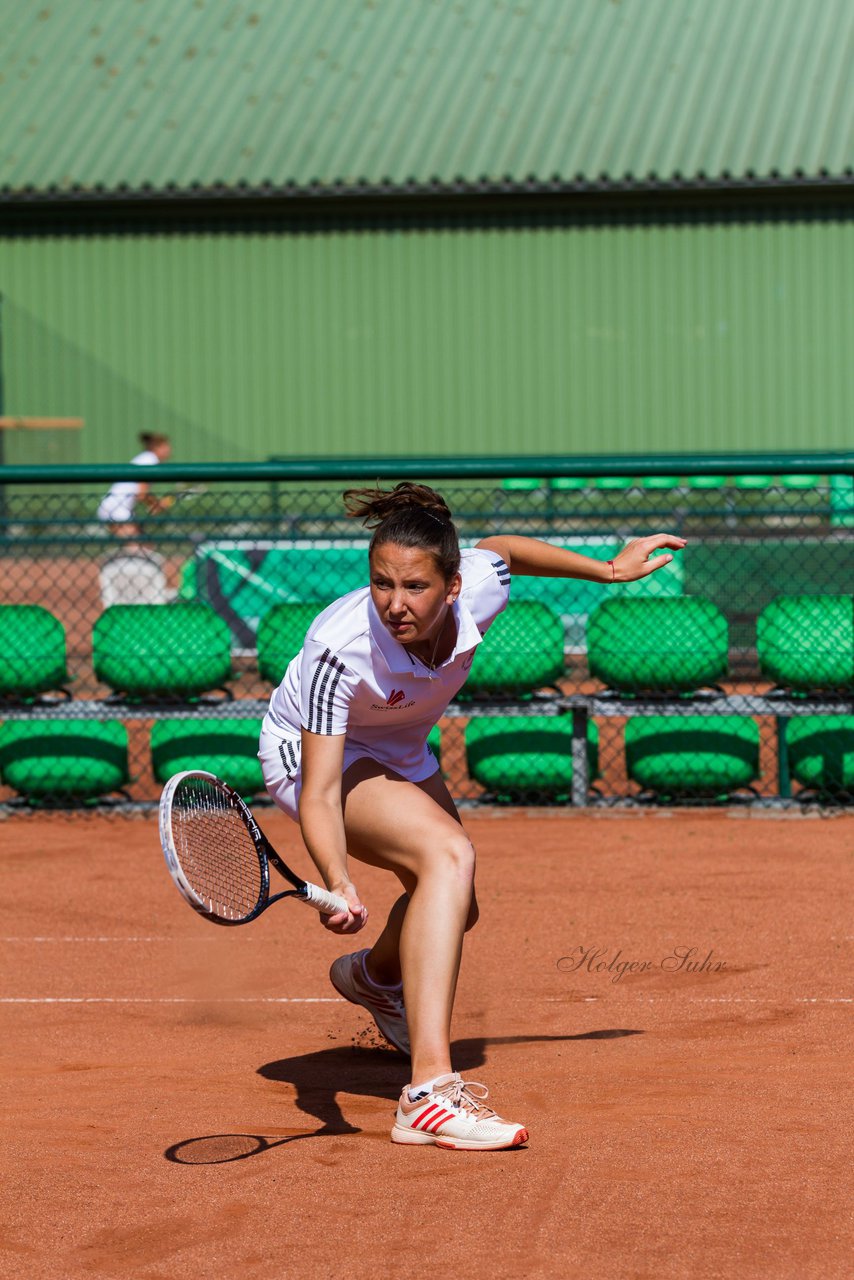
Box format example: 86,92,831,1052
465,715,599,802
0,719,129,801
0,605,70,700
548,476,588,491
151,718,264,796
587,597,728,693
757,596,854,691
594,475,634,490
257,602,331,684
501,477,543,490
625,715,760,798
93,603,233,699
641,475,682,490
829,474,854,528
685,474,728,489
780,474,822,489
733,474,775,489
461,600,565,698
784,716,854,799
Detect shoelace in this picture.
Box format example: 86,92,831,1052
437,1077,497,1121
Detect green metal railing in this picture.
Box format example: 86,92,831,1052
2,450,852,484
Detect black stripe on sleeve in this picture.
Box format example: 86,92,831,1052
308,649,348,734
491,556,511,586
314,655,341,732
307,647,330,734
325,660,345,734
314,659,336,730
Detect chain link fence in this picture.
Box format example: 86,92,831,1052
1,458,852,810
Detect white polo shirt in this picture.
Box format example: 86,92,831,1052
97,450,160,523
262,547,510,781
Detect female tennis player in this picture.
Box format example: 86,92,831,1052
97,432,173,541
259,482,685,1150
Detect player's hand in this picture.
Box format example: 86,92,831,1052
611,534,687,582
321,880,368,934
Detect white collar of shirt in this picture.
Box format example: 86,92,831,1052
368,594,484,678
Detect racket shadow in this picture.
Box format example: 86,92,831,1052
164,1131,317,1165
165,1029,642,1162
256,1029,642,1135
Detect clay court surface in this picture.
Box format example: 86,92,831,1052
2,808,852,1279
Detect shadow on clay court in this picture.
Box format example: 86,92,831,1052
256,1030,642,1136
163,1030,641,1164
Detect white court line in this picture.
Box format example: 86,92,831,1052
687,997,853,1004
552,995,853,1004
654,996,852,1003
3,995,851,1005
0,997,344,1005
0,937,229,944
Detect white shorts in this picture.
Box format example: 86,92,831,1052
258,717,439,823
97,495,136,524
258,725,303,822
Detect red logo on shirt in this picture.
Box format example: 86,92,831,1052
387,689,406,707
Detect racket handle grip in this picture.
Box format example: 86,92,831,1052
300,882,351,916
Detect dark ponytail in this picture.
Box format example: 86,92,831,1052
140,432,170,450
343,481,460,581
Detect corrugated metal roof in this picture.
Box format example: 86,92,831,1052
2,0,852,197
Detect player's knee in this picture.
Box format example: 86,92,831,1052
430,832,476,890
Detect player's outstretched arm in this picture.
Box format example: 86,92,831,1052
299,729,367,934
476,533,687,583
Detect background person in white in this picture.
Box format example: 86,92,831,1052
259,482,686,1150
97,431,173,541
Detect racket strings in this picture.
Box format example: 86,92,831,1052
172,779,265,920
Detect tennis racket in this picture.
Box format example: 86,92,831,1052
172,484,207,503
159,770,348,926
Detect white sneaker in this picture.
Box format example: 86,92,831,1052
391,1072,528,1150
329,949,410,1054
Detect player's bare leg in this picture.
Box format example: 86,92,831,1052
362,892,408,986
338,761,527,1150
365,815,479,989
341,760,477,1084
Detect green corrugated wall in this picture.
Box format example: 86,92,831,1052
0,221,851,463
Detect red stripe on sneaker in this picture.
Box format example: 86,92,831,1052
424,1110,454,1133
411,1103,441,1130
